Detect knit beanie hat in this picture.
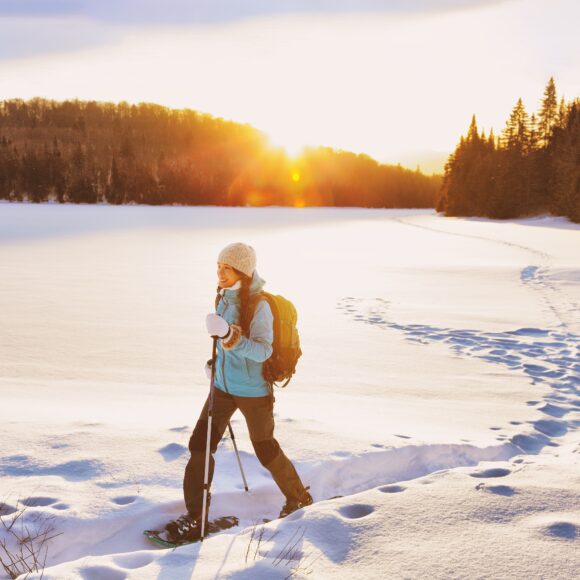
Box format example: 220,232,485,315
218,243,257,278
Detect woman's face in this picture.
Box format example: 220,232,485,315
217,262,242,288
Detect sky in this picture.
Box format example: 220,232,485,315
0,0,578,173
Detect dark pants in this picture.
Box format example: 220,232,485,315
184,387,307,518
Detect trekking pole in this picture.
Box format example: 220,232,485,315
200,336,218,542
227,419,249,492
200,338,249,541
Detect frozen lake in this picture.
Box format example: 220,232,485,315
0,203,579,579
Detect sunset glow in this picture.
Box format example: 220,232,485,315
0,1,578,173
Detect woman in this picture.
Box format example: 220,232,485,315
165,242,311,544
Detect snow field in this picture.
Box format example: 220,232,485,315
0,205,578,578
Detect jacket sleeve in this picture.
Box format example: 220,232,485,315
231,300,273,362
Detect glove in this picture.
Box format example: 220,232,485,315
206,313,230,338
222,324,242,350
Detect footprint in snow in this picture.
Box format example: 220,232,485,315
532,419,567,437
158,442,187,461
378,485,406,493
339,504,375,519
21,496,59,507
541,521,579,541
469,467,511,478
0,456,103,481
337,295,580,459
112,495,138,506
0,503,18,516
52,503,69,510
80,565,127,580
114,553,155,570
510,327,549,337
476,484,517,497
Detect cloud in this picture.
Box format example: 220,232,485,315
0,0,517,61
0,1,517,61
0,1,515,26
0,16,122,61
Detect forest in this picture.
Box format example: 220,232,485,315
437,78,580,222
0,98,440,208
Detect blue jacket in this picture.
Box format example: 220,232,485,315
213,271,273,397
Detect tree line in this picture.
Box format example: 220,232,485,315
0,98,440,208
437,78,580,222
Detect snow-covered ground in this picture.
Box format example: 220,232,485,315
0,204,578,579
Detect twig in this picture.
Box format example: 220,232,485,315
244,521,258,564
273,527,304,567
0,501,60,579
253,525,266,561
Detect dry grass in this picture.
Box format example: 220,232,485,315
0,499,62,579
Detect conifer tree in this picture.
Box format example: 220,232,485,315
552,101,580,221
502,98,530,152
538,77,558,147
529,113,539,151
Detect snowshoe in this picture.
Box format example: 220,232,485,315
144,515,239,548
279,487,314,518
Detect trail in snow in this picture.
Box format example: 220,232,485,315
338,296,579,454
0,439,521,569
391,215,580,330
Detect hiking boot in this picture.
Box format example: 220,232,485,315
279,488,313,518
163,513,202,544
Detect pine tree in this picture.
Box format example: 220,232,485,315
556,97,568,130
538,77,558,147
502,98,530,153
529,113,539,151
551,101,580,222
